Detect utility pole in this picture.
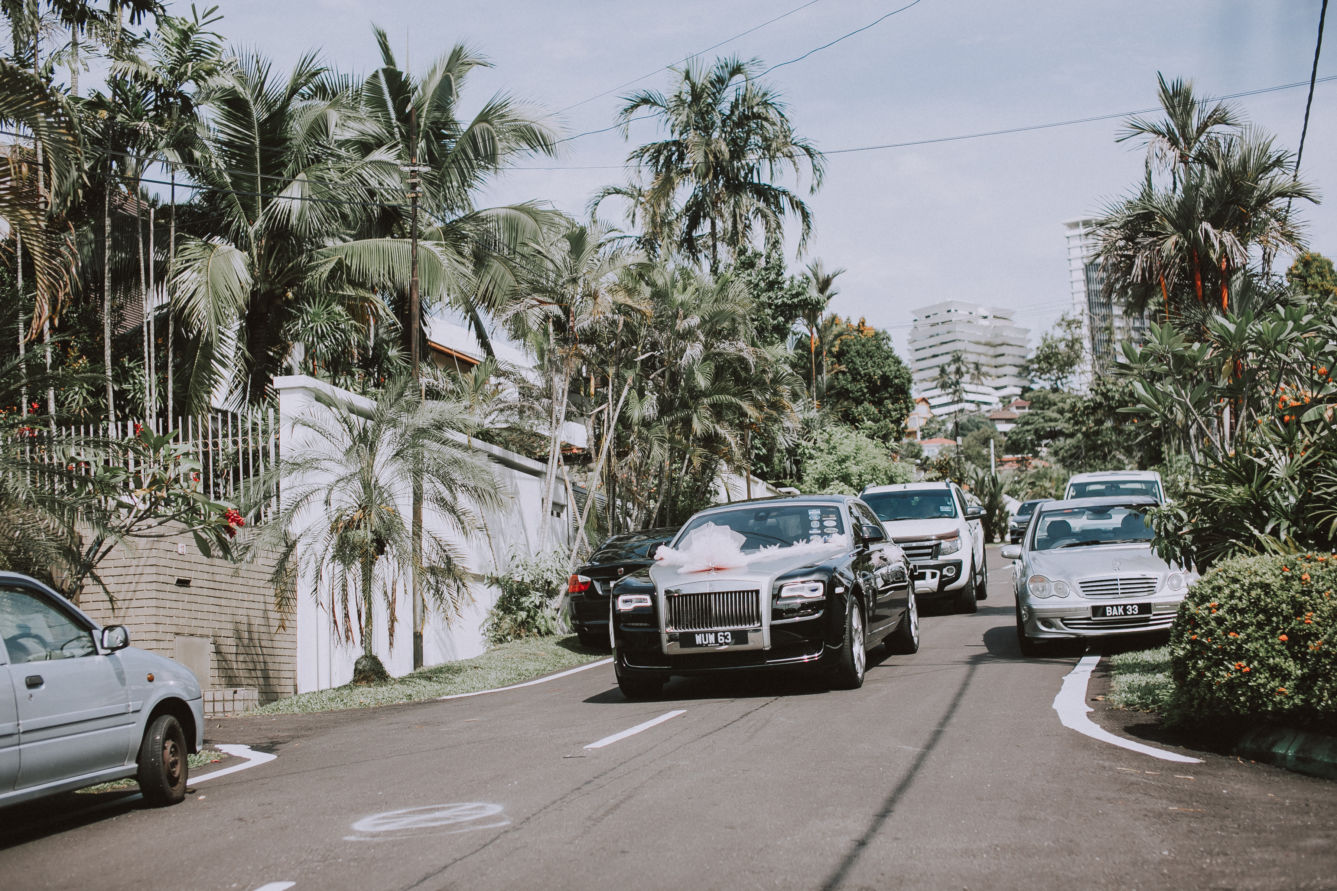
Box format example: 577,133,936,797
406,107,430,672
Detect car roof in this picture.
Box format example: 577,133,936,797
1067,470,1161,481
689,493,857,515
860,482,953,494
1039,495,1158,511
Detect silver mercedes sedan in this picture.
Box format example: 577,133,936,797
999,496,1197,656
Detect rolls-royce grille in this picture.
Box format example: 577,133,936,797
667,590,762,632
1078,576,1159,598
895,540,937,562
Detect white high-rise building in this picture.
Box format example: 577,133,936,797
1064,218,1151,388
908,301,1030,416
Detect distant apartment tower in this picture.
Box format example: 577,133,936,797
1064,218,1150,385
908,301,1029,415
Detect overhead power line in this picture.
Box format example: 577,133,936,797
756,0,926,79
549,0,828,117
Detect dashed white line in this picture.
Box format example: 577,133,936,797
438,658,613,701
252,883,296,891
193,744,278,783
1053,654,1202,764
585,710,687,750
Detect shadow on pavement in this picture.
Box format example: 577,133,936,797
0,788,146,849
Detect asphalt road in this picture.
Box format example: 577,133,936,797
3,548,1335,890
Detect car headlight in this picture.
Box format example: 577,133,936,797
1026,575,1071,598
938,533,962,555
1164,571,1186,592
615,593,652,611
778,580,825,600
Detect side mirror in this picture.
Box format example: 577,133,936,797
965,506,985,520
100,625,130,652
999,545,1022,561
860,524,886,544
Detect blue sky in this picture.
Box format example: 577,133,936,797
212,0,1335,354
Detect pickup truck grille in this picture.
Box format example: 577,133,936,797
667,590,762,632
895,539,938,563
1077,576,1159,598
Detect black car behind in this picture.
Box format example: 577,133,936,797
1008,499,1046,544
569,527,680,647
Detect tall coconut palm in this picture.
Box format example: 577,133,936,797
613,56,824,273
249,374,500,679
345,26,559,360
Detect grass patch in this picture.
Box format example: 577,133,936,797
1106,644,1175,713
77,747,230,794
251,634,606,715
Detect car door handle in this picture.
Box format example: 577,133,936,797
25,675,43,689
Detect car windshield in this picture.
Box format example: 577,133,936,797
1067,480,1162,501
1031,505,1153,551
675,503,848,552
590,531,674,562
863,490,957,522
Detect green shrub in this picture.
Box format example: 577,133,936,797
1169,553,1337,734
798,423,910,495
484,550,571,644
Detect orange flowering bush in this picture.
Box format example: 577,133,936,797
1169,554,1337,733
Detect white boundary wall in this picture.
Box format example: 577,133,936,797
275,376,571,693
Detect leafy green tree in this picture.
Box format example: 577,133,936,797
1025,313,1086,391
798,424,909,495
1287,251,1337,305
802,258,843,403
822,317,913,442
609,56,824,272
728,244,814,347
249,375,500,681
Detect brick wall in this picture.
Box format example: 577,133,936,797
76,526,295,704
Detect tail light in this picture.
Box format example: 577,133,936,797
568,574,592,594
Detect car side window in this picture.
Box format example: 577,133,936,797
0,585,96,664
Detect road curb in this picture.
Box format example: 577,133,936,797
1234,726,1337,782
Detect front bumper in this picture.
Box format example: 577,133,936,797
910,559,966,598
1017,595,1184,640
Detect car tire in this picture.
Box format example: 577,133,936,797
956,565,979,614
138,714,188,807
614,650,664,700
829,595,867,689
1015,600,1046,657
976,558,989,601
887,592,920,655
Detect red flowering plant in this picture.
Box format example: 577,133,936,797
1120,302,1337,571
1168,553,1337,734
57,426,244,599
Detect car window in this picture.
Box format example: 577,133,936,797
863,490,958,521
1017,500,1043,518
1032,505,1153,551
851,502,881,531
1067,480,1161,500
0,584,96,664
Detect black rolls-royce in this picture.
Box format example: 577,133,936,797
610,494,918,699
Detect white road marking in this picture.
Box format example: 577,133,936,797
438,658,613,701
193,744,278,783
1053,654,1203,764
252,884,296,891
345,803,511,841
585,710,686,750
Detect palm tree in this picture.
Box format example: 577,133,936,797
1096,75,1315,324
612,56,824,272
509,220,639,549
346,26,559,360
249,374,500,680
803,258,843,404
0,59,80,353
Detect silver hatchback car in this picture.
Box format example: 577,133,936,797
1001,497,1197,656
0,572,204,808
